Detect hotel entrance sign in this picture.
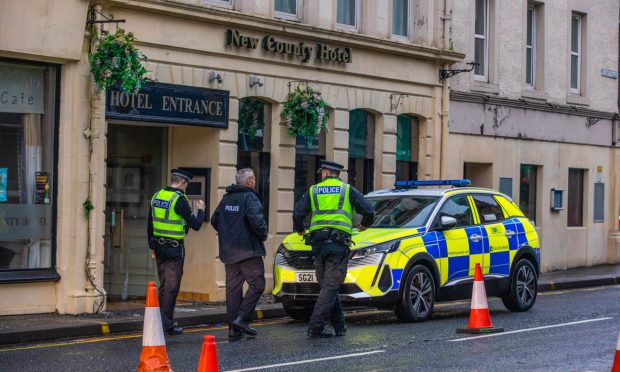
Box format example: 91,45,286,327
105,82,229,128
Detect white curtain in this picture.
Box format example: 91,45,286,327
23,114,43,268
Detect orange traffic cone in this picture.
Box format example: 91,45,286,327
456,263,504,334
138,281,173,372
197,335,219,372
612,330,620,372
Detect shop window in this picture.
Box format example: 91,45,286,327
0,61,59,279
294,133,326,203
348,109,374,194
237,98,271,221
567,168,585,226
396,114,418,181
519,164,538,223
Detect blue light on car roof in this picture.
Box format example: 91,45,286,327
394,179,472,189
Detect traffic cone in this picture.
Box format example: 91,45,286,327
197,335,219,372
612,330,620,372
456,263,504,334
138,281,173,372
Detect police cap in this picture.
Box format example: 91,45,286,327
317,160,344,173
171,169,193,183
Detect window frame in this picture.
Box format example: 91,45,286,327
336,0,360,32
525,5,536,87
391,0,412,40
203,0,234,8
274,0,301,22
474,0,489,81
570,13,582,94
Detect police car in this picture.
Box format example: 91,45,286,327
272,180,540,322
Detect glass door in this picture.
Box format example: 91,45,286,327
104,124,167,299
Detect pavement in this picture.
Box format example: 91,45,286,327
1,263,619,346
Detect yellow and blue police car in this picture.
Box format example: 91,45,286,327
273,180,540,322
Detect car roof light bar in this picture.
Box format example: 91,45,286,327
394,179,472,189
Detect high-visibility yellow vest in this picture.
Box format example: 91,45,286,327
309,178,354,235
151,189,186,239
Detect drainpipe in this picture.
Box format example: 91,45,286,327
439,0,452,179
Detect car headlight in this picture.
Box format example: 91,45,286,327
351,240,400,260
276,244,291,259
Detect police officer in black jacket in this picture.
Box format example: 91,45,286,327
211,168,268,339
148,169,205,335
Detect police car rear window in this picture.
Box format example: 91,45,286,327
367,196,440,228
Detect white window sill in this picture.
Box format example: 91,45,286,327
566,94,590,107
471,81,499,95
521,88,548,102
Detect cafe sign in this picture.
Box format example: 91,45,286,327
226,29,352,64
105,82,229,128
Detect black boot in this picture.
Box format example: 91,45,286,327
307,328,334,338
232,316,257,336
228,328,244,340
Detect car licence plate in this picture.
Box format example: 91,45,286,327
296,272,316,283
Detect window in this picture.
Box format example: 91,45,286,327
472,194,505,224
0,61,59,279
348,109,374,194
368,196,439,228
525,5,536,86
237,98,271,222
567,168,585,226
337,0,358,30
396,115,418,181
435,195,474,228
570,14,582,93
474,0,489,79
204,0,233,8
274,0,300,21
519,164,537,222
392,0,410,38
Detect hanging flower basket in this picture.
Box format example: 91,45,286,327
238,98,266,140
89,28,148,92
281,84,329,145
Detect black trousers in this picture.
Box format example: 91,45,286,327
308,241,348,331
225,256,266,326
155,243,184,331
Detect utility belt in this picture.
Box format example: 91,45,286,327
305,228,354,248
156,237,184,248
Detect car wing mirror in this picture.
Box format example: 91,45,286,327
439,216,458,231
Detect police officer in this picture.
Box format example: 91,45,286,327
211,168,268,340
293,160,374,338
148,169,205,335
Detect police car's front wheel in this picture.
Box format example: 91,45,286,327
502,258,538,312
395,265,435,322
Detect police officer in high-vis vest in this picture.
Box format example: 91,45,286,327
293,160,374,338
148,169,205,335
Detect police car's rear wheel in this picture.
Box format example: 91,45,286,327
395,265,435,322
282,301,314,321
502,258,538,312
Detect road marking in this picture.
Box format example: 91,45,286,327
449,317,613,342
0,319,289,352
225,350,386,371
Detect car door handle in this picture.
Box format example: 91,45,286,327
469,234,482,242
505,230,516,238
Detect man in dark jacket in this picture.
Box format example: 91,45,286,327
211,168,268,339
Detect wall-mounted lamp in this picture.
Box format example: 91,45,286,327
550,188,563,211
209,71,223,83
249,75,264,88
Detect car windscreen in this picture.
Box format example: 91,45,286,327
366,196,440,228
